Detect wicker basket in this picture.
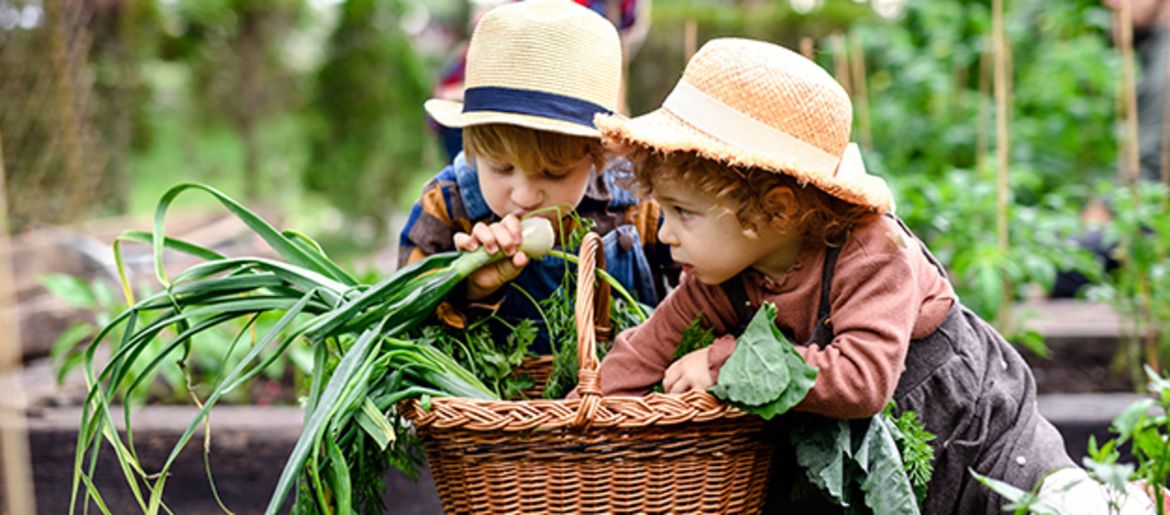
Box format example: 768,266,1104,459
402,233,774,513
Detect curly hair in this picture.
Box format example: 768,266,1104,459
464,124,607,176
627,148,876,247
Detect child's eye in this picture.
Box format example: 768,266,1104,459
542,169,570,180
674,206,697,219
492,164,514,176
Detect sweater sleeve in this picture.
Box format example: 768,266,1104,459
793,244,920,419
397,174,462,268
598,273,740,396
396,170,496,328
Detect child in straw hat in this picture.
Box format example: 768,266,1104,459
399,0,677,354
591,38,1158,514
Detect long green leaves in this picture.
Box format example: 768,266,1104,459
72,183,522,515
151,183,358,288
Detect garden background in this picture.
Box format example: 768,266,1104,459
2,0,1169,512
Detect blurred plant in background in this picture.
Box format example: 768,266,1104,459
1088,184,1170,384
2,0,1159,364
43,273,314,405
841,0,1120,336
167,0,309,201
303,0,434,240
0,0,161,229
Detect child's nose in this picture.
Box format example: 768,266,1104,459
511,180,544,208
658,220,679,246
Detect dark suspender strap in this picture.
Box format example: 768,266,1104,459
817,246,842,322
720,274,756,332
888,214,949,281
806,245,843,349
721,244,843,343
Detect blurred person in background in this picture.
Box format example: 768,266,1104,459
1051,0,1167,298
430,0,651,161
1106,0,1170,184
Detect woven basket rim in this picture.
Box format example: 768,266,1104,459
402,389,751,433
404,234,751,434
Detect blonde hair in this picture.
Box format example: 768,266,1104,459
628,148,876,247
464,124,606,175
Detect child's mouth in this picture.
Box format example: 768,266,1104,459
680,263,694,275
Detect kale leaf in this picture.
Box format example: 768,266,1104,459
709,302,817,419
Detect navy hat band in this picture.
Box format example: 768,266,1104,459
462,86,612,128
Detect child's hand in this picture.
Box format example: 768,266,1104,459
663,347,714,394
453,215,530,300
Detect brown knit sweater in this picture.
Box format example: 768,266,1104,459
597,215,956,419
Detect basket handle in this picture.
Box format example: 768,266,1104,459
572,232,604,426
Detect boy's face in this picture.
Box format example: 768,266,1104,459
474,154,594,220
654,178,802,285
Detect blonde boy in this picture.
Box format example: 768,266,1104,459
398,0,676,354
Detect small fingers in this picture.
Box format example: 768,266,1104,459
667,375,692,394
453,232,476,251
512,251,529,268
471,222,497,253
502,214,523,242
663,362,681,392
493,254,528,282
490,222,516,255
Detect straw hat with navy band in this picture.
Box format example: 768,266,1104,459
424,0,622,138
595,38,895,213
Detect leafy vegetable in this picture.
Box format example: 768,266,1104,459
69,183,558,515
971,470,1060,515
709,302,817,419
885,402,936,503
792,417,854,506
674,314,716,361
789,410,926,514
410,316,537,399
856,415,921,514
536,271,647,400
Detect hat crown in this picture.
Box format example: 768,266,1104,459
682,38,852,156
465,0,622,113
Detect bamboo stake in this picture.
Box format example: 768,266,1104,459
1119,0,1141,189
684,20,697,63
1161,16,1170,186
0,132,37,515
992,0,1013,329
46,0,87,222
849,33,872,149
977,46,991,175
799,37,815,60
831,33,852,97
1114,6,1129,183
1114,0,1157,372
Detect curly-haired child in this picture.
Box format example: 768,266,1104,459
592,38,1157,514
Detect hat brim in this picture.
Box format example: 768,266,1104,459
425,99,601,138
595,109,894,213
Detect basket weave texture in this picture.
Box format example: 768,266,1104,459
403,233,774,513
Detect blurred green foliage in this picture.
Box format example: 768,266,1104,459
303,0,435,239
168,0,309,200
1088,184,1170,382
845,0,1119,330
7,0,1156,343
628,0,873,115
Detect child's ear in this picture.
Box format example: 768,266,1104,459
762,186,799,229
